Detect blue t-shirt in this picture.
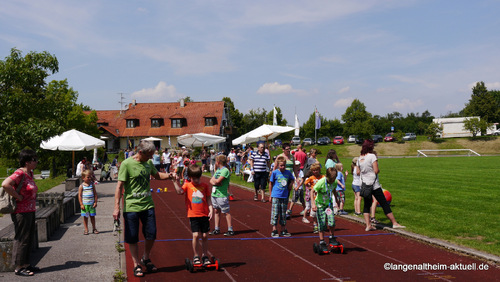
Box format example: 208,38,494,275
336,172,345,191
270,169,295,198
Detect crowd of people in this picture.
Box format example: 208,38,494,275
1,137,405,277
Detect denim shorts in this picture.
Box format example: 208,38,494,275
123,208,157,244
352,184,361,193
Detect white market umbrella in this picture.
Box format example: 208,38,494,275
142,136,162,141
40,129,105,176
232,124,295,145
177,133,226,148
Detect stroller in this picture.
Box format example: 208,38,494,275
100,163,112,182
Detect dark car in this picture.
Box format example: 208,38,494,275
384,132,396,142
333,136,344,145
372,135,383,143
274,139,282,146
317,137,331,145
355,136,364,144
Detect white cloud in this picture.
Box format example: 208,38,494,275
467,81,500,90
390,99,423,111
131,81,181,101
257,82,297,95
389,75,438,88
338,86,350,94
334,97,354,108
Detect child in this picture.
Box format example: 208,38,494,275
311,167,341,252
78,170,98,235
172,164,214,266
269,156,295,237
209,155,234,236
335,163,347,215
181,153,191,183
286,161,306,221
304,163,324,233
351,157,362,215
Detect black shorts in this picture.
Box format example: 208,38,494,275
190,217,210,233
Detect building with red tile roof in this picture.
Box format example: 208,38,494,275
90,99,229,151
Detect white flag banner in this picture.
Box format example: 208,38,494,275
294,114,300,136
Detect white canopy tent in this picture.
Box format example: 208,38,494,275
177,133,226,148
142,137,162,141
232,124,295,145
40,129,105,176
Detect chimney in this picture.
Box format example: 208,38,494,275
180,98,185,108
132,99,137,106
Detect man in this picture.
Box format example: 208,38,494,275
250,142,270,202
113,141,175,277
294,144,307,171
227,149,236,173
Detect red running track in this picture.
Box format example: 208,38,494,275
124,177,499,281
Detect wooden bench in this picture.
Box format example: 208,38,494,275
0,223,38,272
35,206,59,242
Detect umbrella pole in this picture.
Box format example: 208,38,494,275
72,151,75,177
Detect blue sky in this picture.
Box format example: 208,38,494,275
1,0,499,126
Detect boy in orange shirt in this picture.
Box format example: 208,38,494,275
304,163,324,233
173,164,213,266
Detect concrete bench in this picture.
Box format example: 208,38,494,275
0,223,38,272
65,178,80,191
64,190,80,215
35,206,59,242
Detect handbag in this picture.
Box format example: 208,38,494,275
0,170,26,214
359,170,377,198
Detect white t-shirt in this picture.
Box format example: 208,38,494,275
162,152,171,164
228,152,236,163
358,153,381,190
352,166,361,186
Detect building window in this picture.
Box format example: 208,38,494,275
171,119,182,128
205,117,216,126
97,122,109,127
151,119,164,128
126,119,139,128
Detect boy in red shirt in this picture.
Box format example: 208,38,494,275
173,164,213,266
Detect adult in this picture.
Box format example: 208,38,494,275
75,157,87,177
358,140,405,231
111,155,119,178
325,149,340,169
303,148,320,177
200,149,207,172
162,148,171,173
1,149,40,276
235,149,242,176
273,143,296,172
227,149,236,173
113,141,175,277
152,150,161,172
250,142,270,202
209,150,216,176
294,144,307,171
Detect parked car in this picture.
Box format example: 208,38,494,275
348,135,357,143
317,137,331,145
493,129,500,136
303,138,314,145
384,132,396,142
372,135,383,143
274,139,282,146
291,136,301,146
402,133,417,141
333,136,344,145
355,136,364,144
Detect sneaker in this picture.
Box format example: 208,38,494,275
313,225,319,234
281,230,291,237
329,237,340,246
224,230,235,236
209,229,220,235
354,212,362,216
286,209,291,215
271,230,279,237
302,217,310,223
333,206,338,215
340,210,348,215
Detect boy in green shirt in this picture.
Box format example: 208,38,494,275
311,167,341,253
209,154,234,236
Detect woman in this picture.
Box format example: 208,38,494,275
273,143,296,172
1,149,40,276
325,149,340,169
358,140,405,231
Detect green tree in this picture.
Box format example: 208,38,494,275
463,117,488,137
425,122,443,142
463,82,498,124
341,99,373,139
222,97,243,135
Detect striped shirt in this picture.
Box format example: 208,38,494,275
250,151,270,172
81,183,95,205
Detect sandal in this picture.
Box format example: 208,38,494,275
15,268,34,276
141,258,158,273
133,265,144,277
370,217,380,224
26,265,41,272
202,256,211,266
84,231,89,235
93,229,99,234
193,256,201,265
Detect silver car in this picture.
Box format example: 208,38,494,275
291,136,301,145
402,133,417,141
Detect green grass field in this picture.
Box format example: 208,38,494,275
216,155,500,256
